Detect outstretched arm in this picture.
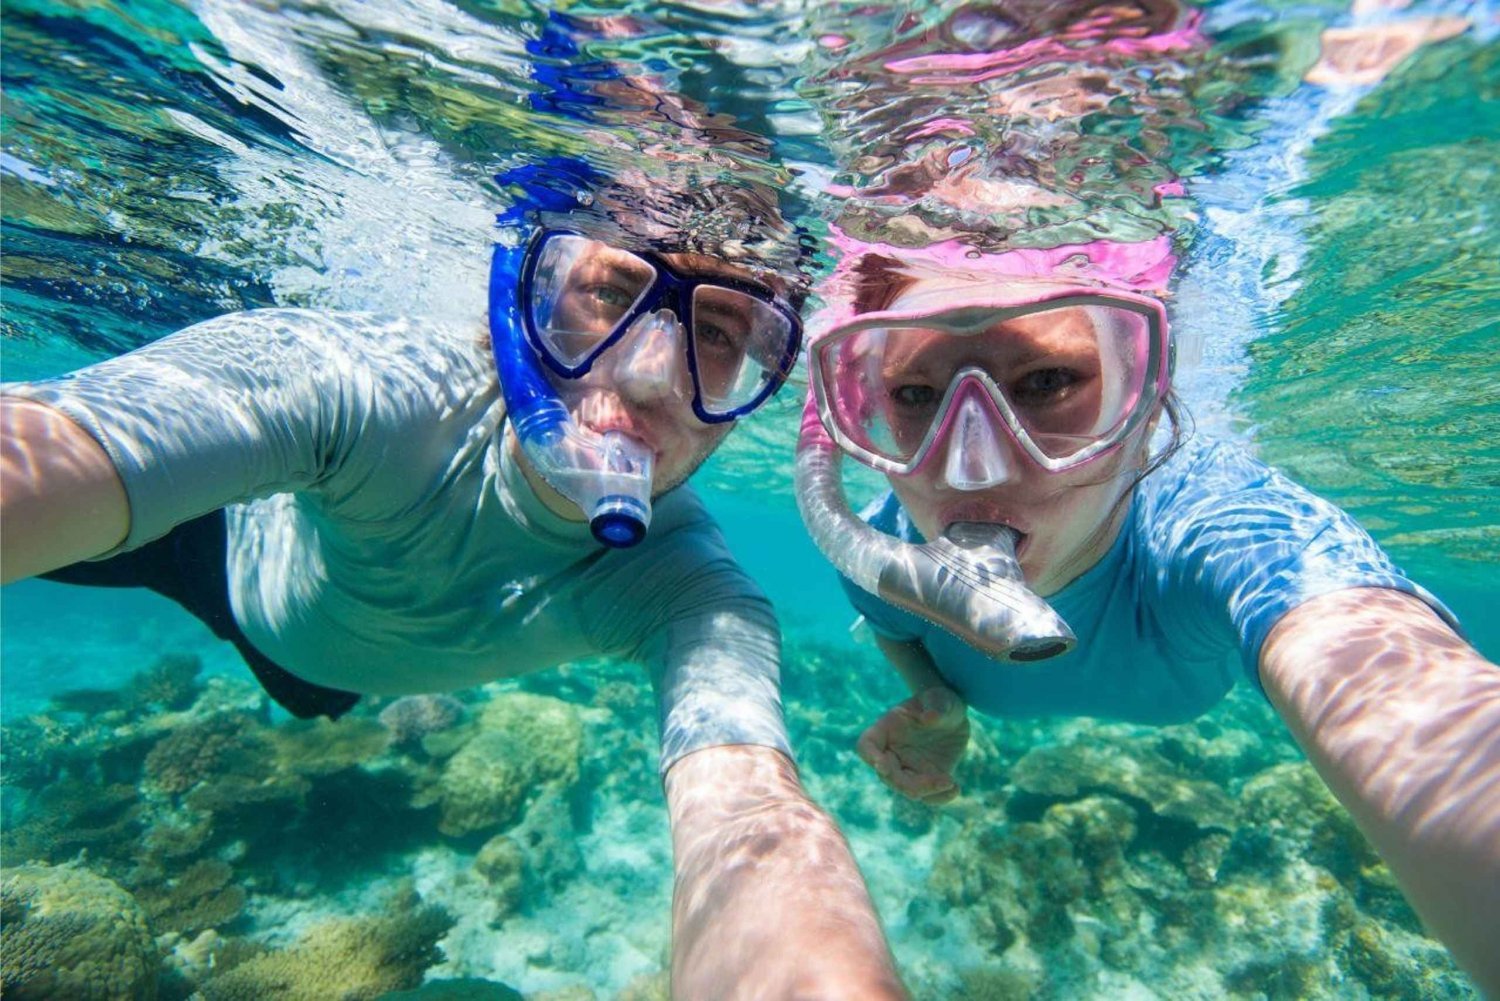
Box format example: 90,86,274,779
665,744,908,1001
1261,587,1500,996
1,397,129,582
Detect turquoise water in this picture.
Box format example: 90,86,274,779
3,1,1496,998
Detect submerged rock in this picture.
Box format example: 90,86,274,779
0,862,160,1001
474,834,526,919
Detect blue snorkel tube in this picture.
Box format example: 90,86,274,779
489,162,654,548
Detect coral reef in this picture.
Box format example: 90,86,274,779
195,887,453,1001
778,635,1478,1001
0,631,1480,1000
143,711,264,795
268,716,393,776
0,862,160,1001
414,692,583,838
137,858,247,937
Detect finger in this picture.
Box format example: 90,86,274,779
919,785,960,806
856,728,888,768
903,770,958,798
862,746,900,781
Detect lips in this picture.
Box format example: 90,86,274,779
574,392,661,452
939,503,1029,558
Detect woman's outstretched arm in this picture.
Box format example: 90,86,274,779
1261,587,1500,996
1,397,128,583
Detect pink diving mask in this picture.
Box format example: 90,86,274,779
810,281,1172,483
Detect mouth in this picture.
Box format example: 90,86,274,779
584,417,650,445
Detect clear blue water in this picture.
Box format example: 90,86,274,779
2,1,1496,998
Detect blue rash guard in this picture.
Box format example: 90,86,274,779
841,437,1460,724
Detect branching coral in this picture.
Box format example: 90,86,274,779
0,862,160,1000
1,780,145,869
143,712,265,796
127,654,204,713
196,888,453,1001
137,859,246,937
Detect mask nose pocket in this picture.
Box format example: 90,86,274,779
614,309,688,402
941,391,1017,491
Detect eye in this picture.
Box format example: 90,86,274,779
585,284,637,311
891,384,939,408
696,316,752,357
1011,367,1080,402
698,321,735,348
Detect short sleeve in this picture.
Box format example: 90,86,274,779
1142,442,1461,689
2,309,454,554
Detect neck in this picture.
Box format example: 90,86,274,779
504,427,587,523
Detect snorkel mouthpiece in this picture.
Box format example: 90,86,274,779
583,431,653,548
885,522,1075,662
796,396,1074,663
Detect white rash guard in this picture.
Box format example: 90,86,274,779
7,308,792,773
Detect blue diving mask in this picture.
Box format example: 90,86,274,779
490,229,802,547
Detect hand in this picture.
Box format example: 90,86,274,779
857,686,970,805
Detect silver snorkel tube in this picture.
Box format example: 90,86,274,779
795,392,1075,663
489,238,654,548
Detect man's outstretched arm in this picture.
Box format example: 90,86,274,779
1,397,129,583
665,744,908,1001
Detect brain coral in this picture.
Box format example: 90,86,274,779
416,692,583,837
0,862,160,1000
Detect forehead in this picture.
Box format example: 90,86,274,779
569,239,788,297
880,307,1102,366
659,251,784,293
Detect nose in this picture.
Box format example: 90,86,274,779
940,390,1019,491
608,309,690,405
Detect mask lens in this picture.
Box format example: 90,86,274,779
818,300,1155,467
529,234,657,367
690,286,795,416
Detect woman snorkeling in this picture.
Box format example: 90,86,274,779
794,232,1500,995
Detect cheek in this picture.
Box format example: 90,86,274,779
1042,454,1138,533
660,423,729,473
888,474,943,538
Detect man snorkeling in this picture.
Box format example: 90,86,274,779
1,165,908,999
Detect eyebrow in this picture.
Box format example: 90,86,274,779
661,254,777,297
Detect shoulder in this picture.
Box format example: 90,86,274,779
176,308,485,367
1136,434,1274,504
1131,434,1334,540
637,485,748,580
